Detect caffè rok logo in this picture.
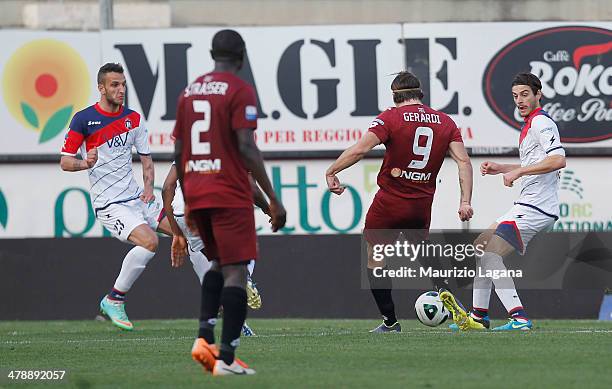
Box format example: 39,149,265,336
2,39,90,143
483,26,612,143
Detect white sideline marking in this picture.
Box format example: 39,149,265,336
3,328,612,345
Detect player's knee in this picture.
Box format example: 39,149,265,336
209,260,221,272
474,232,492,253
222,264,248,288
141,234,159,252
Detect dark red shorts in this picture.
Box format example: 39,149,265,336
364,190,433,244
191,207,257,266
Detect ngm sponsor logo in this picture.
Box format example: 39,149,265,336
484,26,612,143
186,159,222,173
390,168,432,182
555,170,612,231
2,39,90,143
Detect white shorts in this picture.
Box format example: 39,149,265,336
96,198,162,242
495,203,557,255
175,214,204,253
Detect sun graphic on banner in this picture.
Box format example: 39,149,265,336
2,39,90,143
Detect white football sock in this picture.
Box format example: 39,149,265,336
481,251,524,312
189,250,211,284
113,246,156,293
247,260,255,276
472,254,492,310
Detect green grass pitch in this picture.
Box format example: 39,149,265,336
2,319,612,388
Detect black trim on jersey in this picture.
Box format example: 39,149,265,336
89,153,125,176
90,158,132,189
92,169,134,204
173,213,185,217
108,184,134,205
95,195,141,215
514,202,559,220
522,144,538,157
138,152,151,156
546,146,564,154
520,181,539,194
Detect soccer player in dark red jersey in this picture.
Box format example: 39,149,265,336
326,71,474,333
173,30,286,376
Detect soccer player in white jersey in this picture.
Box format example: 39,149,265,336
441,73,566,331
60,63,170,331
160,163,267,336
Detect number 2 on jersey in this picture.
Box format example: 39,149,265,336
408,126,433,169
191,100,211,155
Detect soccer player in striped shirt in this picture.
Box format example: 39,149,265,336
61,63,168,331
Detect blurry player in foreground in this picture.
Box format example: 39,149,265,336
161,162,268,336
443,73,566,331
326,71,474,333
173,30,286,376
61,63,172,331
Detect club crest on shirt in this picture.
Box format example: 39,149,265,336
245,105,258,121
124,118,132,130
369,118,384,128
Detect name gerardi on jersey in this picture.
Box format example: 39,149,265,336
402,111,442,124
373,266,523,280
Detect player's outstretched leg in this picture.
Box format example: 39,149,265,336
212,263,255,376
100,225,159,331
101,229,158,331
439,289,485,331
449,253,494,331
481,251,532,331
367,268,401,333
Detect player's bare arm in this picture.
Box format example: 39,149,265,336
59,147,98,172
325,131,381,195
249,174,271,216
236,128,286,232
139,155,155,203
503,154,566,187
448,141,474,222
480,161,521,176
161,164,187,267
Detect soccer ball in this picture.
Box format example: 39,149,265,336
414,291,449,327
